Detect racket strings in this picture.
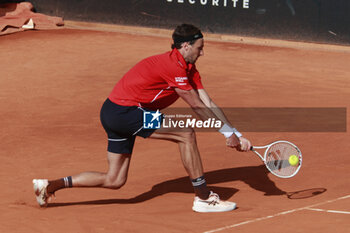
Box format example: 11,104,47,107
265,143,301,177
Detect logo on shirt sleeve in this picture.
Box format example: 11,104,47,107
175,76,188,86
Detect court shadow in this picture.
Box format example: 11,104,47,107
48,165,286,207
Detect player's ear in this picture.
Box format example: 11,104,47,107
182,42,190,50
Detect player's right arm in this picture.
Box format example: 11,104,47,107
174,88,250,151
197,88,251,151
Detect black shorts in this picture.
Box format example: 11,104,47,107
100,99,159,154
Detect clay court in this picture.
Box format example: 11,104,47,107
0,23,349,232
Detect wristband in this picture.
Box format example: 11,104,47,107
219,124,242,138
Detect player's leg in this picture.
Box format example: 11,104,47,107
33,151,132,207
48,152,131,191
149,128,236,212
33,99,139,207
150,128,208,199
72,152,131,189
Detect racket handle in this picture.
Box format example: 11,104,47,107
250,146,254,151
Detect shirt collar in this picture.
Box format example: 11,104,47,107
171,48,193,71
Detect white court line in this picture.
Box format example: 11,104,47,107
204,194,350,233
306,208,350,215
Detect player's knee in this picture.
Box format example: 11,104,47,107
104,176,127,189
108,181,126,190
179,128,196,144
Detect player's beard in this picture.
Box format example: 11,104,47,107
189,55,199,64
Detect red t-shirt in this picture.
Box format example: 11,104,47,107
108,48,203,110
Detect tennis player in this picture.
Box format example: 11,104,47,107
33,24,252,212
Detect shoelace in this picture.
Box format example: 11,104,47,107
207,193,220,206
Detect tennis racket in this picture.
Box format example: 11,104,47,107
250,140,302,178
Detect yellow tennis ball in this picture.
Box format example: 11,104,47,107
288,155,299,166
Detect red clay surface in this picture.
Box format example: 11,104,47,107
0,28,349,233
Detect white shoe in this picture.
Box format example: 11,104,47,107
192,191,236,213
32,179,52,207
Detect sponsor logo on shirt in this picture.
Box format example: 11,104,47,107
175,76,188,86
